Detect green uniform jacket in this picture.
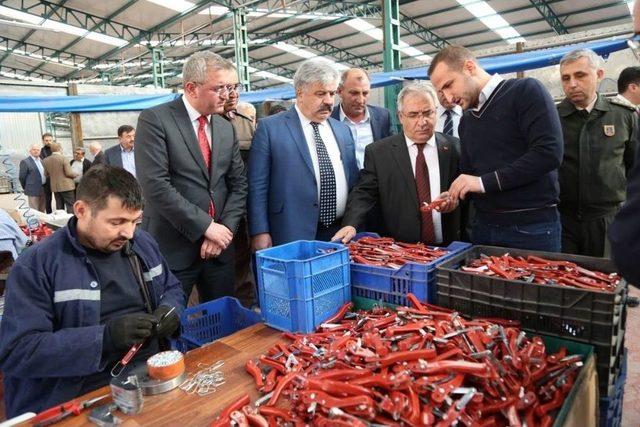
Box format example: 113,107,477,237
557,94,638,220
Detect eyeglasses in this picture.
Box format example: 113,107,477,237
210,83,243,94
402,110,435,119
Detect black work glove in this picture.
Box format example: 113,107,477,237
105,313,157,351
152,305,180,338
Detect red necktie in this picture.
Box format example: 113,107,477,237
414,142,435,244
197,115,215,218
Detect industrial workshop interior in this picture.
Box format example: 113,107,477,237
2,0,640,425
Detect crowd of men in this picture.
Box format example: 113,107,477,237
19,125,139,214
2,43,640,418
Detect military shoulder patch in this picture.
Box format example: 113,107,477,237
603,125,615,137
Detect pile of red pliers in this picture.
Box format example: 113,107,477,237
213,295,583,426
461,254,620,293
348,236,449,269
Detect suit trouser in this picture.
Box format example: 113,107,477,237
233,217,256,307
54,190,75,214
27,195,45,212
173,242,236,304
43,182,52,214
315,218,343,242
561,213,615,258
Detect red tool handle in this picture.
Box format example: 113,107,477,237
122,340,144,365
31,400,80,423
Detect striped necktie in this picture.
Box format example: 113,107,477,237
443,109,454,136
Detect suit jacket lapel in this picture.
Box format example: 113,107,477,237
435,134,451,191
210,115,223,187
284,110,315,177
369,107,381,141
390,135,419,208
169,98,209,180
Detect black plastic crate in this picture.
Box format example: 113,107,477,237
436,246,627,345
597,333,626,397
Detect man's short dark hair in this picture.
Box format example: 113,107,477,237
41,133,53,140
268,104,287,116
428,45,476,78
618,66,640,94
117,125,135,137
76,165,143,213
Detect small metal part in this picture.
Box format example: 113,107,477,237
88,404,121,426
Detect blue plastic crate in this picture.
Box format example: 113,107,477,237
349,233,471,306
256,240,351,333
599,347,627,427
175,296,263,352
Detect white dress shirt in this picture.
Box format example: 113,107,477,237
435,104,463,138
295,105,349,219
405,133,443,243
70,159,84,183
339,105,374,169
31,155,46,184
183,96,212,147
474,73,504,112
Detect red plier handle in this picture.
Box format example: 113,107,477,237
31,400,81,424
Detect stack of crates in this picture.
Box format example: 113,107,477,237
436,245,627,402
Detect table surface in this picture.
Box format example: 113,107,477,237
47,323,283,427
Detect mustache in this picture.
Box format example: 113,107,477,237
317,104,332,112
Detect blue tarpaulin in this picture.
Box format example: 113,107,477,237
0,36,633,112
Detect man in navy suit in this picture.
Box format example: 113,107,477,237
249,58,359,250
105,125,136,177
331,68,393,169
18,144,46,212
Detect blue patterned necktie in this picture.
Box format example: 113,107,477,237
310,122,337,227
443,109,454,136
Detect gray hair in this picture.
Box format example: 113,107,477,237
74,147,86,154
397,82,437,112
89,141,102,150
29,144,41,151
237,101,256,117
182,51,236,86
339,68,370,88
559,49,604,70
293,58,340,91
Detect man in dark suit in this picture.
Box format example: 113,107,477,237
135,51,247,303
105,125,136,177
19,144,46,212
39,133,54,213
88,142,106,166
333,82,462,245
331,68,393,169
249,58,359,250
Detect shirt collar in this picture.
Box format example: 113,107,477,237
339,104,370,124
295,104,327,127
120,145,134,153
474,73,504,111
31,155,41,161
182,95,211,124
583,94,598,113
405,133,436,149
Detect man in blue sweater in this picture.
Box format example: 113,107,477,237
429,46,563,252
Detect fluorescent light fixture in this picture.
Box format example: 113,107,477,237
0,5,128,47
456,0,526,44
145,0,193,13
0,45,84,69
345,18,431,62
0,70,50,82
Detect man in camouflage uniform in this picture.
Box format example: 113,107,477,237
558,49,638,257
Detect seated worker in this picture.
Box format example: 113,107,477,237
0,165,185,417
333,82,462,245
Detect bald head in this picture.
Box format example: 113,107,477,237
338,68,371,120
28,144,41,157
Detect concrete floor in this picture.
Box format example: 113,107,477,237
622,286,639,426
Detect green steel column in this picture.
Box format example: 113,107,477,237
383,0,401,133
151,47,165,88
233,8,251,91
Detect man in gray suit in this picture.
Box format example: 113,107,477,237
18,144,46,212
135,51,247,303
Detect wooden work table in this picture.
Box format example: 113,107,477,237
49,323,282,427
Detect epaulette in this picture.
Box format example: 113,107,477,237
608,97,637,112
